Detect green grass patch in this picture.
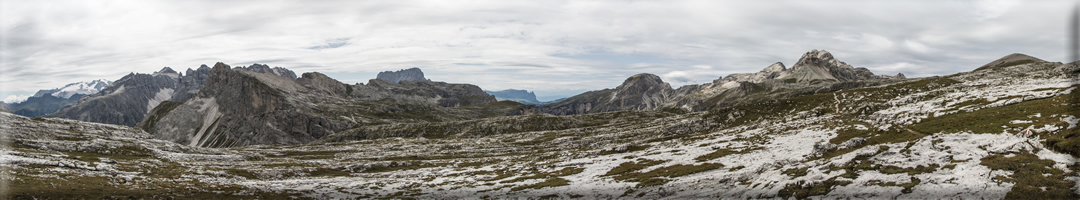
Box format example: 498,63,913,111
510,178,569,191
604,159,666,176
694,147,762,161
981,152,1079,199
778,177,852,199
362,162,449,173
911,89,1077,135
609,162,724,187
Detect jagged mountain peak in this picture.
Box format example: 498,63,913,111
156,67,178,74
240,63,298,79
792,49,854,70
762,62,786,73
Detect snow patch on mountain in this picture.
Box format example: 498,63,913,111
30,79,112,99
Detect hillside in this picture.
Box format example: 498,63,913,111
6,53,1078,198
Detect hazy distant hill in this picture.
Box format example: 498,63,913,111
485,89,541,104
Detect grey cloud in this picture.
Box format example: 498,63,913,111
0,0,1073,96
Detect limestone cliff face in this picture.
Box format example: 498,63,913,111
376,68,428,83
540,73,685,115
47,63,295,127
141,63,342,148
140,64,508,148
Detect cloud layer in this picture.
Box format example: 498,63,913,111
0,0,1070,98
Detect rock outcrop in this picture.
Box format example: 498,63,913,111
974,53,1046,71
376,68,428,83
485,89,541,105
540,73,687,115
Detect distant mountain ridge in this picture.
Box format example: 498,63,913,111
1,79,111,117
485,89,541,104
540,49,906,115
32,79,112,99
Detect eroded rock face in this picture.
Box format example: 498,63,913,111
140,63,506,148
376,67,428,83
142,63,342,148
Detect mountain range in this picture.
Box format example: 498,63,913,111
5,49,1079,198
1,79,111,117
486,89,542,104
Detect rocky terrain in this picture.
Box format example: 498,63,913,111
540,50,904,115
486,89,542,105
5,53,1078,199
138,63,512,148
1,79,110,117
377,67,429,83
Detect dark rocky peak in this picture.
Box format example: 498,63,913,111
153,67,180,78
298,72,348,96
975,53,1046,71
616,73,671,93
156,67,178,74
241,63,298,79
778,49,881,82
377,67,429,83
790,49,854,71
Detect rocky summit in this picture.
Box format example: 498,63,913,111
376,67,429,83
6,50,1080,199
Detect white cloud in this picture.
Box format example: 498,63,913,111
974,0,1020,21
0,0,1073,97
904,40,934,53
3,95,29,104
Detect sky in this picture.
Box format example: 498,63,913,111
0,0,1074,102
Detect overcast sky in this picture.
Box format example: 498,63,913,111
0,0,1073,102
